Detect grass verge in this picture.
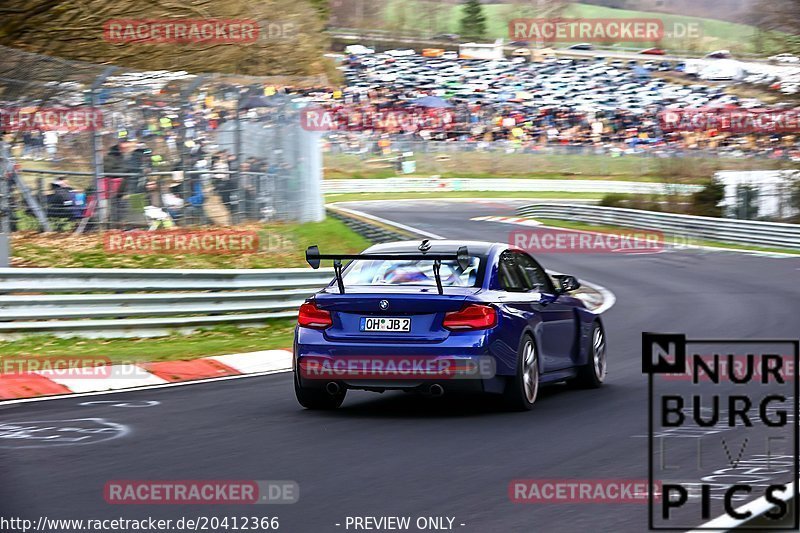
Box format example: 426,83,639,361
323,151,786,182
11,217,371,269
0,323,297,365
383,0,780,55
324,191,612,203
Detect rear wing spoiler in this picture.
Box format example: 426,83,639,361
305,242,470,295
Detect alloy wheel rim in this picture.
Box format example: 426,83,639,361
522,340,538,403
593,327,606,381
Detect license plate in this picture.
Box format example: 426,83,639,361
360,317,411,332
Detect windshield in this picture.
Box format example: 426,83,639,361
341,257,482,288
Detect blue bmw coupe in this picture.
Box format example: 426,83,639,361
293,240,606,410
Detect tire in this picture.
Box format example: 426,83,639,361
574,321,607,389
294,371,346,410
503,334,539,411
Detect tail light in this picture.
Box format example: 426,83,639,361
298,301,332,329
443,304,496,331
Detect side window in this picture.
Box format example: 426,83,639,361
498,252,526,292
512,252,555,293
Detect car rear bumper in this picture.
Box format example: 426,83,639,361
294,327,509,394
296,371,507,395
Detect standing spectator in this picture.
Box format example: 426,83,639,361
103,145,127,226
43,130,58,160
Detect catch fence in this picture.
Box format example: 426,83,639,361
0,45,325,234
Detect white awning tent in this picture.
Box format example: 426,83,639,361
698,59,747,81
459,39,505,60
716,170,800,219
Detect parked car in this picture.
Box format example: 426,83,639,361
422,48,445,58
769,53,800,64
345,45,374,55
704,50,732,59
433,33,460,42
385,49,416,57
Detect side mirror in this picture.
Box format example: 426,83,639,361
552,274,581,293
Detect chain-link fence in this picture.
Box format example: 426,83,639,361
0,45,325,234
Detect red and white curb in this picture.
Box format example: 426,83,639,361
0,349,293,404
470,216,542,227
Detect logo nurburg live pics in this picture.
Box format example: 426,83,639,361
643,333,687,375
642,332,800,531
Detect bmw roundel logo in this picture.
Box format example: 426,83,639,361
379,299,389,310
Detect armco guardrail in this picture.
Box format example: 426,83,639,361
327,207,412,243
0,268,334,339
0,268,332,292
323,178,702,195
0,265,610,339
515,203,800,250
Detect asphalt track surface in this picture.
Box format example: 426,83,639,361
2,199,799,533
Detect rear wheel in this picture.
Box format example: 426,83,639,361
294,372,346,410
574,321,607,388
503,335,538,411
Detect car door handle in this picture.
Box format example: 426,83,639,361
538,293,558,306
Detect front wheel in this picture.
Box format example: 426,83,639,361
574,321,607,388
294,372,346,410
503,335,538,411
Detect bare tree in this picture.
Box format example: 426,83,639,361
751,0,800,54
0,0,328,76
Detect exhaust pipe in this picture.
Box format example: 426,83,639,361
429,384,444,397
325,382,341,395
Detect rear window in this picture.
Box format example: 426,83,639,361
342,257,482,288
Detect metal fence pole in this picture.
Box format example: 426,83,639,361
89,66,118,231
232,89,243,225
178,76,207,226
0,140,11,267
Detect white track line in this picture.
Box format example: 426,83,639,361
327,204,445,239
